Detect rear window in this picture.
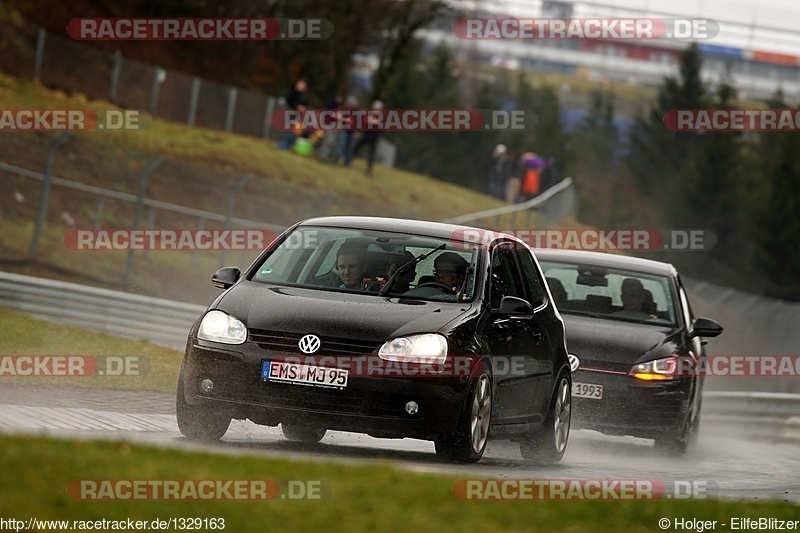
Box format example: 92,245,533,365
539,260,677,326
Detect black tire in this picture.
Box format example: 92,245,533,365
520,373,571,465
435,370,492,463
281,423,327,443
176,378,231,442
654,408,700,456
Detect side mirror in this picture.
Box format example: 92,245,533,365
212,267,241,289
495,296,534,318
689,317,723,339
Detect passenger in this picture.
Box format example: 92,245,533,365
433,252,469,292
386,251,417,293
546,277,568,306
641,289,658,317
336,244,368,290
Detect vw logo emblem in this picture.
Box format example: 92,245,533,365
298,334,321,354
568,354,580,372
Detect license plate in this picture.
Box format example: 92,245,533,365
572,382,603,399
261,360,348,389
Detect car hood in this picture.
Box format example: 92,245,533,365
561,314,681,366
214,281,473,341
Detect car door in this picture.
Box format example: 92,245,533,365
487,243,547,424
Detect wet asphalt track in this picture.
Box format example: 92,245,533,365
0,384,797,504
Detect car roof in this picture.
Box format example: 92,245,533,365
533,248,678,277
298,216,523,245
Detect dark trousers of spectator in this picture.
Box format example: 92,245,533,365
348,132,379,175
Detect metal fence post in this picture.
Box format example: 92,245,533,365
34,29,46,82
219,173,253,268
150,68,165,115
110,50,122,103
93,197,106,229
124,156,165,283
29,133,72,260
225,87,238,132
188,77,201,126
263,97,276,139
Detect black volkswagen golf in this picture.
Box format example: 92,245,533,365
177,216,572,463
536,249,723,455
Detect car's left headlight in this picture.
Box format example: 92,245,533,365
379,333,448,365
197,310,247,344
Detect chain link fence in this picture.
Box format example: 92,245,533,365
0,12,284,142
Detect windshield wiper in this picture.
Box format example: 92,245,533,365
455,249,477,301
379,243,446,296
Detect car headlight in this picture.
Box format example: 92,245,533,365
197,310,247,344
630,356,683,381
379,333,448,365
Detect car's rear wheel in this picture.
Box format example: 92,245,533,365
435,370,492,463
281,423,327,443
176,378,231,442
520,373,571,465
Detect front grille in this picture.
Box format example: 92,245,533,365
250,382,409,418
249,329,381,355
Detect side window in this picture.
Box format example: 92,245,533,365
490,248,525,308
516,250,546,308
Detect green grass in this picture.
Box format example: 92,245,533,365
0,308,182,392
0,435,797,532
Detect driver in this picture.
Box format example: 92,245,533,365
433,252,469,292
336,243,368,290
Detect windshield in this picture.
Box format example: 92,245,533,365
251,225,479,302
539,260,678,327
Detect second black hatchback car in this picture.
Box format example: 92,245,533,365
177,217,572,463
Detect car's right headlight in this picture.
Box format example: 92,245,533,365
378,333,448,365
197,310,247,344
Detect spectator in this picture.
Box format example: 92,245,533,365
506,150,524,203
519,151,545,202
317,94,343,161
539,157,557,194
488,144,511,200
348,99,383,176
278,79,309,150
336,95,360,165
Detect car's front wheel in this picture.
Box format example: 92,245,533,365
176,378,231,442
435,370,493,463
654,408,700,456
520,373,571,465
281,423,327,443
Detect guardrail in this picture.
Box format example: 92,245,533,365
440,177,576,229
1,271,798,445
0,271,205,351
701,391,800,445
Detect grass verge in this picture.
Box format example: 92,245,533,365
0,435,798,533
0,308,182,393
